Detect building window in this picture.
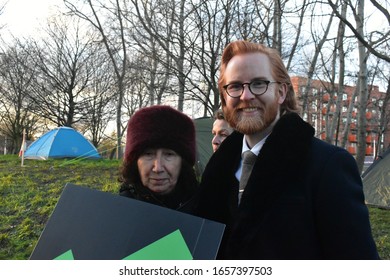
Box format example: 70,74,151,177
312,99,318,111
312,114,317,127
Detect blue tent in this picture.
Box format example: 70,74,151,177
24,127,101,160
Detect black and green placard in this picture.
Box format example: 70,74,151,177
30,184,225,260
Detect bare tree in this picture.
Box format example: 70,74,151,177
122,56,150,117
332,2,347,146
354,0,369,172
78,46,117,147
0,1,5,30
301,4,335,119
321,1,348,145
341,87,359,148
272,0,283,52
184,0,235,116
27,17,95,128
285,0,309,71
372,62,390,156
379,77,390,152
64,0,129,158
0,41,40,153
125,3,174,106
129,0,199,111
327,0,390,63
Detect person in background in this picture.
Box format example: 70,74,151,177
196,40,379,259
119,105,198,214
212,109,234,152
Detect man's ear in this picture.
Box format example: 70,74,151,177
277,83,288,104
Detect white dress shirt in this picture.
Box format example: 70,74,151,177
235,134,269,181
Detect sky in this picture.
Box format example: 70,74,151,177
1,0,386,38
0,0,387,92
1,0,63,39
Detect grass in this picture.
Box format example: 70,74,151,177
369,207,390,259
0,155,120,260
0,154,389,259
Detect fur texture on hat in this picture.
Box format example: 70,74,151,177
124,105,196,165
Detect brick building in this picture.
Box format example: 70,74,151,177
290,76,390,157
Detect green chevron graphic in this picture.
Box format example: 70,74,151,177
54,249,74,260
123,229,193,260
53,229,192,260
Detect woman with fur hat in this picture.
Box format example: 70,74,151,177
119,105,198,214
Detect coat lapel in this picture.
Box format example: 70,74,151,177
240,113,315,211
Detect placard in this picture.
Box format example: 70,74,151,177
30,184,225,260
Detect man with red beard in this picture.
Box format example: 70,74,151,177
196,40,379,260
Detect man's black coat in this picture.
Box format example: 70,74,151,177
196,113,379,259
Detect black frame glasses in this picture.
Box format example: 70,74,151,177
223,80,280,98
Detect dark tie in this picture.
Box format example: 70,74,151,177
239,150,257,202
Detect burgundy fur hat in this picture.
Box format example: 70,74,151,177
124,105,196,165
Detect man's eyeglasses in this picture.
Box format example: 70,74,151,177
223,80,281,98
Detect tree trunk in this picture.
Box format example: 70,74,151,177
355,0,368,173
329,2,347,145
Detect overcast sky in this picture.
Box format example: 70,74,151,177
1,0,386,39
1,0,63,39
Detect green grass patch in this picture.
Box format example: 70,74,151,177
0,155,120,260
0,154,389,259
368,207,390,259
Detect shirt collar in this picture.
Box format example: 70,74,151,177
241,133,270,156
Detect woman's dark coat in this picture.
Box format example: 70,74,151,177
120,182,196,214
196,113,379,259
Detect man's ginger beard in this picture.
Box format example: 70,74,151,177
224,99,279,135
